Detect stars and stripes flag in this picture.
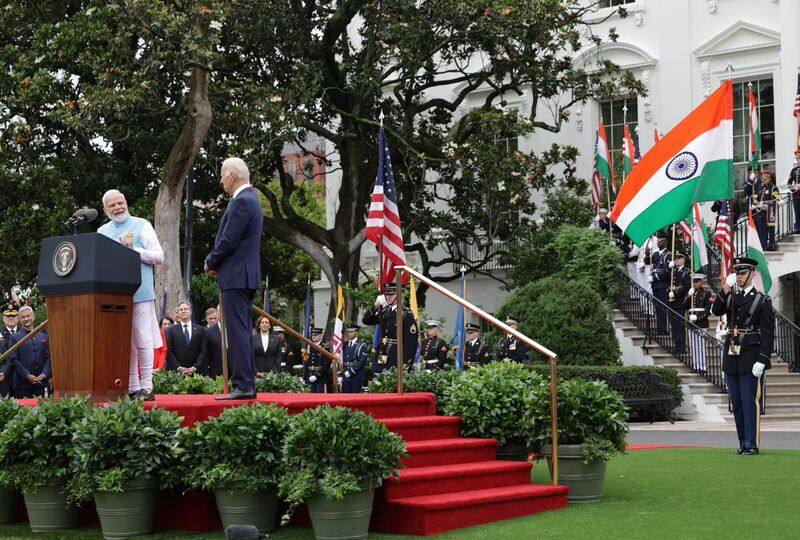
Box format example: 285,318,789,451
366,126,408,287
679,221,692,246
713,199,734,275
591,130,603,211
794,73,800,151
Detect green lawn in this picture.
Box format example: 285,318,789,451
2,448,798,539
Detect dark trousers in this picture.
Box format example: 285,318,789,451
766,225,776,250
754,213,768,250
221,288,256,394
725,371,758,450
371,360,390,376
342,373,364,393
653,287,669,334
13,385,46,399
669,307,686,353
792,194,800,232
310,382,326,393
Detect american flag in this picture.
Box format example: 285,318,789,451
679,221,692,246
591,170,602,212
794,73,800,150
713,200,734,275
366,126,407,287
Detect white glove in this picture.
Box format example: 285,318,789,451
725,273,737,287
752,362,765,378
648,276,654,283
637,262,645,272
688,287,695,296
344,370,351,378
338,377,343,386
749,171,756,180
375,294,387,307
689,314,698,322
669,292,675,299
668,261,675,268
309,375,317,383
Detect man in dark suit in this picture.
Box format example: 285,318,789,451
9,306,51,399
0,307,19,397
165,301,205,375
711,257,775,456
198,321,223,378
205,157,263,400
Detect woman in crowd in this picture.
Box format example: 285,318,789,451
153,317,173,371
253,316,280,375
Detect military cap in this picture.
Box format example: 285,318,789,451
691,273,705,281
384,283,397,294
273,326,284,333
345,324,360,332
425,319,441,327
2,307,18,317
674,251,686,260
657,232,669,241
311,327,324,335
465,323,480,332
505,317,518,325
733,257,758,271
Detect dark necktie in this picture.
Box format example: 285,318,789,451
183,324,190,346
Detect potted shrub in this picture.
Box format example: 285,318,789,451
445,362,544,461
68,398,182,538
527,378,629,503
254,371,306,393
0,398,22,523
280,405,407,540
179,403,290,534
367,367,462,414
0,396,91,531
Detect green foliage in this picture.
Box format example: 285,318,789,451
68,399,182,504
0,397,91,493
368,367,463,414
152,370,224,395
279,406,407,524
496,276,620,366
0,398,22,488
526,379,629,463
445,363,544,447
179,404,290,493
254,372,307,393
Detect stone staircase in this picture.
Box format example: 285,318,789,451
614,310,800,423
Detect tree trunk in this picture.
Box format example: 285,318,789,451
154,65,212,317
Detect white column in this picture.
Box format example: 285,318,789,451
778,0,800,182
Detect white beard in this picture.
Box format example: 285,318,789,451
111,211,130,223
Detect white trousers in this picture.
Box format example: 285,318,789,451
129,301,162,392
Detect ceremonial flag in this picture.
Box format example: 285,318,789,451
623,124,636,175
366,126,408,286
611,81,733,245
747,211,772,293
712,200,734,275
690,203,709,271
591,171,603,212
332,281,344,360
748,85,761,171
654,129,661,144
451,273,467,371
302,275,312,353
409,277,422,365
596,121,617,192
633,130,642,165
371,323,382,354
262,276,271,315
793,73,800,150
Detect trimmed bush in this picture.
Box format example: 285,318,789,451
0,399,22,489
496,276,620,366
254,372,306,393
153,370,224,395
368,368,463,413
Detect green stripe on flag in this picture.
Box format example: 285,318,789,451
749,244,772,293
596,155,612,184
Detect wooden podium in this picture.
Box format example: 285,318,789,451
38,233,141,400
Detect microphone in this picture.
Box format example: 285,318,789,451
64,207,98,228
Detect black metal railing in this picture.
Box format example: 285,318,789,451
774,310,800,373
616,271,726,392
734,192,794,255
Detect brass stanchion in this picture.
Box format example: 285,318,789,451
396,271,404,395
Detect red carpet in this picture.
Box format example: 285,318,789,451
17,392,568,536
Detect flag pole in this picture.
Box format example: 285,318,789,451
691,219,696,313
396,270,404,395
622,105,628,187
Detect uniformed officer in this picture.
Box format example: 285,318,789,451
667,252,691,354
755,171,780,250
686,273,713,374
646,235,671,334
788,150,800,233
273,326,295,373
303,328,330,393
419,320,449,372
744,170,761,214
497,318,529,363
8,306,51,399
0,307,19,397
341,324,368,393
362,282,418,375
463,323,491,368
711,258,775,455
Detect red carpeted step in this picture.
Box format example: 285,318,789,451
372,484,569,536
379,415,462,441
402,438,497,468
383,460,532,500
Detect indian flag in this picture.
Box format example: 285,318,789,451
596,121,617,192
747,211,772,293
623,124,636,176
611,81,733,245
689,203,709,271
748,85,761,171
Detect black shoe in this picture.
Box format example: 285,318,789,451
128,390,143,400
215,388,256,400
741,448,758,456
735,448,744,455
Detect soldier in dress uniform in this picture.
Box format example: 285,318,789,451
341,324,368,393
463,323,491,368
686,273,713,373
273,326,295,373
667,252,691,354
303,328,330,393
0,307,19,397
497,318,529,363
755,171,780,251
419,320,449,372
711,257,775,455
645,235,671,334
788,150,800,233
744,170,761,214
362,282,418,375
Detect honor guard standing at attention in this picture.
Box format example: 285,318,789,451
788,149,800,233
463,323,491,368
755,171,780,251
686,274,713,374
667,252,691,354
303,328,330,393
273,327,294,373
744,170,761,213
646,235,672,335
711,258,775,455
362,282,418,375
497,318,529,363
0,307,19,397
420,320,449,372
341,324,368,393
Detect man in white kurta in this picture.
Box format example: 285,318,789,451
98,189,163,400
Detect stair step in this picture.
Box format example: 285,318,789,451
403,438,498,468
383,460,532,500
380,416,463,441
373,484,569,536
723,412,800,422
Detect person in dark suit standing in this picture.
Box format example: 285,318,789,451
198,313,223,378
711,258,775,455
341,324,368,393
253,316,281,374
273,327,294,373
667,252,691,354
0,307,19,397
165,301,205,375
205,157,263,400
497,318,529,363
8,307,51,399
686,273,713,374
788,150,800,233
646,235,672,335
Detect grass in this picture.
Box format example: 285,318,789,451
2,448,799,539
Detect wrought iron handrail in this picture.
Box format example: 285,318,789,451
773,310,800,373
616,271,726,392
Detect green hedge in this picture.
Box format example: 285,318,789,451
152,370,307,395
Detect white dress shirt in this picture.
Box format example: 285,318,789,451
132,220,165,266
232,183,252,199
